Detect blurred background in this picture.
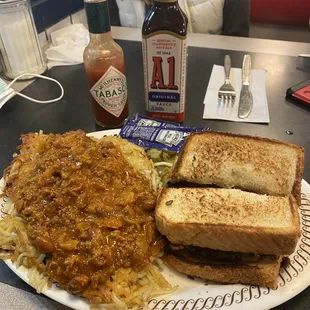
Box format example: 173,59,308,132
30,0,309,44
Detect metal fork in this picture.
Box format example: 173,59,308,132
218,55,236,103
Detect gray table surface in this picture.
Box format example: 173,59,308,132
0,39,309,310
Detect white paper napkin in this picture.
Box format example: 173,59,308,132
45,24,90,69
203,65,270,123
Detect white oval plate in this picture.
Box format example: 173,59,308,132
1,129,310,310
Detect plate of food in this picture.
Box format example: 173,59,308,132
0,124,309,310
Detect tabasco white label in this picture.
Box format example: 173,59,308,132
142,31,187,121
90,66,128,118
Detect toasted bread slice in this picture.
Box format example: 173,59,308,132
170,131,304,203
163,252,282,289
155,188,300,255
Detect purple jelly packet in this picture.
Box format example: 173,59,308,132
125,137,181,152
120,123,209,152
127,114,189,129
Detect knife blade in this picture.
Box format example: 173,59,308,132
238,55,253,118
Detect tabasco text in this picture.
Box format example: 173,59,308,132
84,0,129,128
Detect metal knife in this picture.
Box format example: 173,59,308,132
238,55,253,118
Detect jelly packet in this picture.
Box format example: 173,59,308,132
127,114,183,128
120,114,210,152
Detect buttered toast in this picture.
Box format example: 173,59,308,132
155,187,300,255
170,131,304,203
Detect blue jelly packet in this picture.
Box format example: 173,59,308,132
127,114,188,129
120,116,210,152
125,137,177,151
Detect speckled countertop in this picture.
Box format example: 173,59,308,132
0,283,70,310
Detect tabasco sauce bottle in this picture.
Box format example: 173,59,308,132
142,0,188,123
84,0,129,127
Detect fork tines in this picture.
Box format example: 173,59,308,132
218,55,236,104
218,89,236,104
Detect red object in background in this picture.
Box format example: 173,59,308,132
286,79,310,108
250,0,310,27
294,85,310,105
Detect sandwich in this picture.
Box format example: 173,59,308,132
170,131,304,203
156,188,300,256
155,131,304,289
155,187,300,289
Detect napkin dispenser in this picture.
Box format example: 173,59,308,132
0,0,47,80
